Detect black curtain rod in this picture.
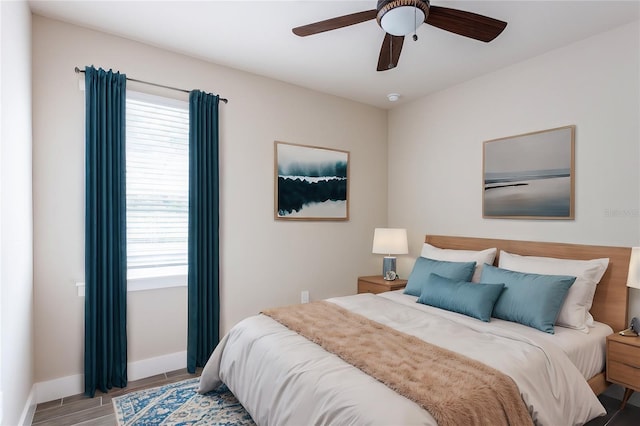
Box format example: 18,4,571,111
74,67,228,104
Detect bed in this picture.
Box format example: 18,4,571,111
199,235,632,425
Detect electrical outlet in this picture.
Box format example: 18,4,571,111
301,290,309,304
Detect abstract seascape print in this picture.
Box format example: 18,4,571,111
483,126,574,219
275,142,349,220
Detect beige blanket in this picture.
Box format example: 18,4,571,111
263,300,533,426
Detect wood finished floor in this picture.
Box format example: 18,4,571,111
32,368,201,426
585,395,640,426
32,369,640,426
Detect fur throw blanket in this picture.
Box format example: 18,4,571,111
263,300,533,426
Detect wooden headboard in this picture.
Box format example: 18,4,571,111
425,235,631,333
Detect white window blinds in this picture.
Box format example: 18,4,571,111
126,91,189,276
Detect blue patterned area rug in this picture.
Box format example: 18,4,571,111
112,377,255,425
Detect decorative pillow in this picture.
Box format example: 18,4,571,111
421,243,497,283
498,251,609,332
417,273,505,322
404,257,476,297
480,264,576,334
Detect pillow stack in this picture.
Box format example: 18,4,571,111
479,264,575,333
405,244,609,334
420,243,497,282
497,251,609,333
404,257,476,297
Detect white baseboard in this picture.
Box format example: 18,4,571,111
18,387,36,426
128,350,187,381
35,373,83,405
34,350,187,404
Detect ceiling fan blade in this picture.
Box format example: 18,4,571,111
377,33,404,72
293,9,377,37
426,6,507,42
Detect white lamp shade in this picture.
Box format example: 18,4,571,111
372,228,408,255
627,247,640,289
380,6,425,36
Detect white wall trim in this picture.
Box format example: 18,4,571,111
18,387,36,426
34,350,187,404
34,374,83,405
128,351,187,382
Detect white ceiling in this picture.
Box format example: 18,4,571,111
28,0,640,109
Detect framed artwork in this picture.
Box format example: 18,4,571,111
483,125,575,219
274,141,349,221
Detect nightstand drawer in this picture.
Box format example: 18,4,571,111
358,282,385,294
608,360,640,391
609,340,640,368
357,276,407,294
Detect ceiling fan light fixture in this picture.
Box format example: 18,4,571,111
377,0,430,36
380,6,424,36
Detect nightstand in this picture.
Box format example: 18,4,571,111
357,275,407,294
606,332,640,409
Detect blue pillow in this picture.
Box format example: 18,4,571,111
417,273,505,322
404,257,476,297
480,264,576,334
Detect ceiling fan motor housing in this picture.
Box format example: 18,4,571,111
376,0,430,35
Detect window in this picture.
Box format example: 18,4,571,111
126,91,189,290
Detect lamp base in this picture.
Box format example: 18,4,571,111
382,256,397,280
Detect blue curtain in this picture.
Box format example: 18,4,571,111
187,90,220,373
84,66,128,397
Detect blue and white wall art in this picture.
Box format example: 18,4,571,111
275,141,349,220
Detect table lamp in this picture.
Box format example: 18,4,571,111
372,228,408,280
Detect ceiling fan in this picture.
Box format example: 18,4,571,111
292,0,507,71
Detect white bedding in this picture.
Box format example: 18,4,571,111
199,292,606,426
380,291,612,380
535,318,611,380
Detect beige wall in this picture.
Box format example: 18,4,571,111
1,0,34,423
32,15,387,387
388,21,640,331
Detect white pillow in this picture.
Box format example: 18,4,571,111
421,243,497,283
498,250,609,333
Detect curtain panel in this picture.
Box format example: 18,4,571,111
84,66,128,397
187,90,221,373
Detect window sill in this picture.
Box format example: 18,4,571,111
76,267,187,296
